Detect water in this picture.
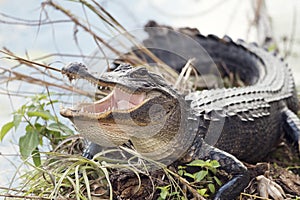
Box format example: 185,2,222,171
0,0,299,197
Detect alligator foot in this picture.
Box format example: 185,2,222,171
282,108,300,152
196,140,250,200
82,142,103,159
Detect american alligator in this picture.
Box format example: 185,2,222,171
60,22,300,199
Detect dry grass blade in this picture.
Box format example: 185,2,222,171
79,0,126,33
174,58,196,93
239,192,272,200
0,48,100,97
164,168,207,200
44,0,122,57
44,0,179,83
8,149,153,200
1,49,60,72
0,66,91,97
78,0,172,64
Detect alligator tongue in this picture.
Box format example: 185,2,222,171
81,87,145,113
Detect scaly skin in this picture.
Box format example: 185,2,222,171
60,22,300,199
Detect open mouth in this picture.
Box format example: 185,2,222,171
60,85,147,118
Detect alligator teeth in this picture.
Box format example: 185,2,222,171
116,85,131,93
97,85,112,91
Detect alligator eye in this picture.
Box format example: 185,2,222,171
129,67,148,78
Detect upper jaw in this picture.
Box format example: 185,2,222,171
60,62,162,119
60,85,147,119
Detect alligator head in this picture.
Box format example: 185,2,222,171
60,63,196,161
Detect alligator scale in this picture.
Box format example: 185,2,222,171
60,22,300,199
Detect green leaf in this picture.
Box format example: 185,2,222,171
197,188,207,196
178,169,184,176
169,191,179,196
27,110,54,120
32,148,41,167
0,121,14,141
208,183,215,194
213,176,222,186
19,126,39,159
13,114,22,130
194,170,208,182
184,172,195,179
178,165,186,169
47,122,74,135
210,160,220,168
31,94,47,102
160,190,168,199
17,104,27,115
209,167,217,174
187,159,206,167
157,186,169,199
46,99,59,105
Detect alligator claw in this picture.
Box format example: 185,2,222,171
195,141,250,200
82,142,104,159
282,108,300,153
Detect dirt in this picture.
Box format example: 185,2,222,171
107,139,300,200
54,136,300,200
240,140,300,200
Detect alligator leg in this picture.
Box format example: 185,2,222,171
282,108,300,152
196,140,250,200
82,142,103,159
83,142,133,160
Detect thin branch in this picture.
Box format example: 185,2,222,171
0,67,91,97
0,193,50,200
249,0,276,49
0,11,72,26
0,49,60,72
44,0,122,57
284,6,297,58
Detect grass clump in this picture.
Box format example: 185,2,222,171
0,94,74,167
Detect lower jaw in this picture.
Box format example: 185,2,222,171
72,118,130,146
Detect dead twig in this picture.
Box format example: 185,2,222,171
1,48,60,72
0,193,50,200
0,67,91,97
247,0,277,50
44,0,122,57
283,6,297,59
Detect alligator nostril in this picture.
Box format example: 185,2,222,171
143,83,151,87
